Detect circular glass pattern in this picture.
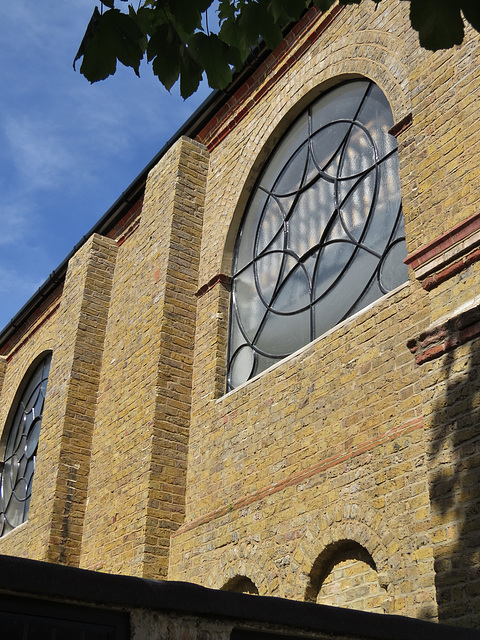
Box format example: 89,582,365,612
0,354,52,536
227,80,408,390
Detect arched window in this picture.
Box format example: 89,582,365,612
0,353,52,537
227,80,408,390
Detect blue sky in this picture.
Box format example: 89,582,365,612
0,1,213,331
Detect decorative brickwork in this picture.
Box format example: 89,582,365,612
407,305,480,365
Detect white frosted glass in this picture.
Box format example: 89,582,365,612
271,258,311,314
310,122,351,176
229,344,255,389
256,197,286,255
236,190,269,271
274,142,309,195
260,113,309,191
313,241,356,299
380,241,409,291
311,82,368,133
256,308,310,356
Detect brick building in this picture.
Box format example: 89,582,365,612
1,0,480,630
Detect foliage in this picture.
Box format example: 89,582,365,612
74,0,480,98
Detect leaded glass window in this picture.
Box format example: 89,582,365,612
0,354,52,536
227,80,408,391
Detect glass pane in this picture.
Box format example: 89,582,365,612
229,345,255,389
256,308,310,357
228,80,408,390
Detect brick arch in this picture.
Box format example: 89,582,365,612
221,575,259,594
308,539,392,614
0,349,54,453
305,33,411,119
292,503,402,603
204,543,280,597
219,27,410,276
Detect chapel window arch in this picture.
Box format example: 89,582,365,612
227,78,408,391
0,351,52,537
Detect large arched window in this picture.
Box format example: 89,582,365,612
227,80,408,390
0,353,52,537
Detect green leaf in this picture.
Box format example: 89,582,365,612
179,46,203,98
219,15,250,66
148,23,181,90
189,32,233,88
218,0,237,23
100,0,115,8
410,0,464,50
312,0,337,11
460,0,480,33
74,6,101,73
237,1,283,52
75,8,145,82
268,0,308,24
167,0,205,34
103,9,145,74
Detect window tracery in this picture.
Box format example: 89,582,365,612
227,80,408,390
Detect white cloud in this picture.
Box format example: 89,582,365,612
0,266,41,295
0,198,32,246
4,115,77,190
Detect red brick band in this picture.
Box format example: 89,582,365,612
173,416,423,537
197,5,345,151
405,211,480,271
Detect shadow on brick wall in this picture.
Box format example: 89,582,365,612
428,337,480,627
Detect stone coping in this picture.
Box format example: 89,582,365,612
0,554,478,640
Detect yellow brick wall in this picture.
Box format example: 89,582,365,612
0,0,480,630
315,546,390,614
168,0,480,626
419,335,480,627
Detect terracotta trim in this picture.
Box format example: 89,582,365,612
5,302,61,363
422,246,480,291
196,5,345,151
407,304,480,365
388,113,413,138
116,217,141,247
173,416,423,537
405,211,480,272
196,273,232,298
